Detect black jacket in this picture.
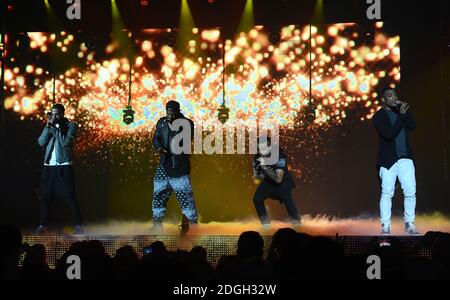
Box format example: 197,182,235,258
372,108,416,170
153,114,194,177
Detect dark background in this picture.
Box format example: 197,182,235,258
0,0,449,228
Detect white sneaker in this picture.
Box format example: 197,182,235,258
261,223,271,230
74,225,83,235
380,224,391,235
405,222,420,235
150,223,164,235
33,225,48,235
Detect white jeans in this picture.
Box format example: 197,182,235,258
379,158,416,226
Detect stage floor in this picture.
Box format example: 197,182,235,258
22,214,450,268
24,213,450,236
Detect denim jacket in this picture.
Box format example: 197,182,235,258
38,119,77,164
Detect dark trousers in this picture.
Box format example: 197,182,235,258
40,166,82,226
253,182,300,224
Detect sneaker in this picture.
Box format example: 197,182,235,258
291,219,302,227
405,222,420,235
150,222,164,235
261,222,271,230
380,224,391,235
74,225,83,235
33,225,48,235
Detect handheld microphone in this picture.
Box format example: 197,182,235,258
254,159,262,171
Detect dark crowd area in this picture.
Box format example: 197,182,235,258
1,225,450,280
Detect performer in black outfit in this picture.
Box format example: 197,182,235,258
252,137,301,227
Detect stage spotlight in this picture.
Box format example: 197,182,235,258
364,30,374,44
304,107,316,124
269,31,281,45
362,23,375,44
84,38,96,51
15,33,30,51
237,0,254,34
217,104,230,124
123,106,136,125
166,29,177,48
140,0,149,6
178,0,196,52
312,0,324,26
207,0,216,3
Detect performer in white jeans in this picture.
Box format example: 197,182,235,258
373,87,419,235
379,158,416,229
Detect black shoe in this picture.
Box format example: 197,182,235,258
380,224,391,235
179,214,190,236
405,222,420,235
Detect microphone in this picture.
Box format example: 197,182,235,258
46,113,54,128
392,100,404,111
254,159,262,171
